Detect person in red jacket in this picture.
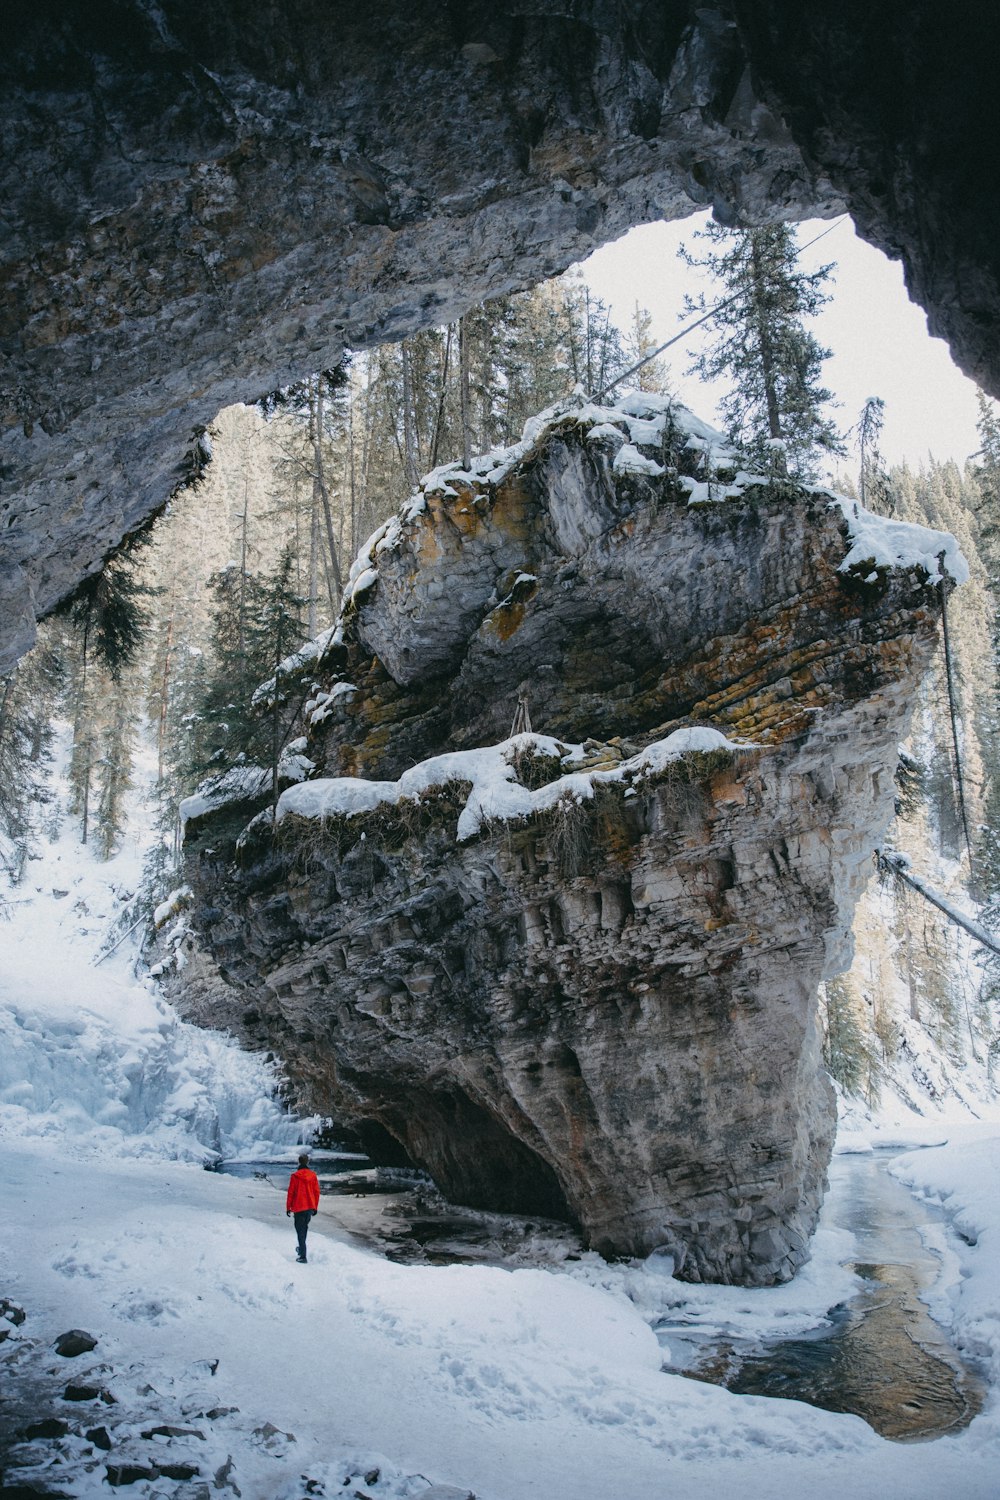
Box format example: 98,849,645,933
286,1153,321,1263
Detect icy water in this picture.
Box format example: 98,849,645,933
656,1152,984,1441
219,1148,984,1441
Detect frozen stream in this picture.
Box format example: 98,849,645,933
657,1151,985,1440
220,1148,985,1443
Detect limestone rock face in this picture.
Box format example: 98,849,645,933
3,2,999,673
173,397,956,1284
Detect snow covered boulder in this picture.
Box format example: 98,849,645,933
174,393,960,1286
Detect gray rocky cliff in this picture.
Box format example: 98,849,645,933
2,2,999,673
168,395,959,1285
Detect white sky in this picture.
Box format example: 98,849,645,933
579,213,985,476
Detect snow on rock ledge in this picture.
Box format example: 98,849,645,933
173,391,958,1286
276,727,746,844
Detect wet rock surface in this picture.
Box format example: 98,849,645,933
173,399,952,1283
2,2,999,672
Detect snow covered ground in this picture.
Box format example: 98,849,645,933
2,747,1000,1498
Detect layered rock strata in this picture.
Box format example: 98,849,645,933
3,2,999,673
172,395,962,1284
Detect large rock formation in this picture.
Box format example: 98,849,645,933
171,394,962,1284
2,1,999,673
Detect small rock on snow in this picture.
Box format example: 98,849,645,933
0,1298,26,1325
105,1463,158,1486
53,1329,97,1357
140,1423,206,1440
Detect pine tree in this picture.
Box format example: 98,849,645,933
0,633,64,880
193,549,307,780
681,222,843,478
621,302,671,395
58,527,155,846
853,396,890,514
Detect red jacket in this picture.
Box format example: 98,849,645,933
286,1168,320,1213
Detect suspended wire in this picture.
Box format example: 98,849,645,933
594,214,851,401
878,851,1000,958
937,550,977,875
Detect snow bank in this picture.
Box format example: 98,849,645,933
250,621,345,708
275,726,747,844
179,744,313,831
890,1131,1000,1386
828,493,969,585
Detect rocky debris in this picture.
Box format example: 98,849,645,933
141,1424,206,1442
2,4,999,676
173,396,958,1284
158,1462,202,1481
250,1422,295,1456
0,1300,26,1327
105,1464,158,1487
19,1420,69,1441
0,1485,74,1499
1,1329,425,1500
61,1384,100,1403
52,1331,96,1359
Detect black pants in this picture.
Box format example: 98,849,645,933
293,1210,312,1260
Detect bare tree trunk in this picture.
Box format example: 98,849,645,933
0,675,12,752
938,551,975,874
156,613,174,783
401,340,420,488
348,379,358,559
749,233,784,451
429,324,453,470
77,616,91,846
459,315,472,470
308,495,319,637
311,377,344,610
238,476,250,658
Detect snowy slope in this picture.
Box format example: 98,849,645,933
0,730,311,1161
